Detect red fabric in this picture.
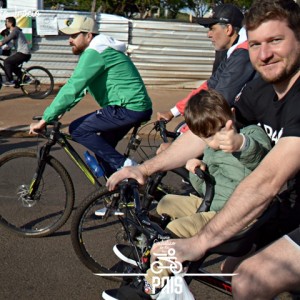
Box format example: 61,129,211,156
175,81,209,115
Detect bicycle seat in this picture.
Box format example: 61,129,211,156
23,54,31,62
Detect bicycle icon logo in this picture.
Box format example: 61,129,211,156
151,248,183,274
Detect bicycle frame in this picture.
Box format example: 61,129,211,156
28,120,176,200
28,121,102,199
104,179,232,295
192,269,232,296
108,177,281,298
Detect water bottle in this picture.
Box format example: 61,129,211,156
84,151,105,178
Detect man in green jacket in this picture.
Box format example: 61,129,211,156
30,15,152,176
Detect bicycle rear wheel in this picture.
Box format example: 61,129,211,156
71,187,143,280
21,66,54,99
0,149,75,237
174,120,186,134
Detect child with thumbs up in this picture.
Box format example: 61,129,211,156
156,88,272,238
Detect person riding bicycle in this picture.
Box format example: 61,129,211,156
106,0,300,298
157,4,256,124
0,27,12,56
29,15,152,176
107,89,271,299
0,16,31,87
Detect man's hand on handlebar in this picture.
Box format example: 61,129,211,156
106,165,149,191
156,110,174,122
29,119,47,135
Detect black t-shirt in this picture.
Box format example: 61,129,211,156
235,76,300,142
234,75,300,234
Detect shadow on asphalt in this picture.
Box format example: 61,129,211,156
0,91,24,101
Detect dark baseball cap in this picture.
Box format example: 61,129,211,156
197,4,244,28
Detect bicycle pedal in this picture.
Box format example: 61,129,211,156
94,207,124,217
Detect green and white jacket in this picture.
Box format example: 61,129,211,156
190,125,272,212
43,34,152,122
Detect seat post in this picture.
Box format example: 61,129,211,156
124,124,141,158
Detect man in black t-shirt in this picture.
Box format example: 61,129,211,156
104,0,300,299
234,76,300,235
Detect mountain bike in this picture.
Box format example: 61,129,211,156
0,57,54,99
70,167,280,295
0,119,191,238
73,174,298,299
70,165,213,277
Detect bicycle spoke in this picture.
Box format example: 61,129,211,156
71,188,143,278
0,149,74,237
21,66,54,99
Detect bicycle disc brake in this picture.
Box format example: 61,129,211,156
17,184,39,207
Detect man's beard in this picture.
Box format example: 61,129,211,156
260,60,300,84
72,47,84,55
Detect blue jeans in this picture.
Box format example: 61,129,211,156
69,105,152,176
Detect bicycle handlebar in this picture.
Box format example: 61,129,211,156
154,120,180,142
32,115,64,132
32,115,63,140
194,168,215,212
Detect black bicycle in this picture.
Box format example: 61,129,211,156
0,118,191,238
70,167,280,295
70,163,213,277
0,57,54,99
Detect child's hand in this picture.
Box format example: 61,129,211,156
217,120,244,152
185,158,206,173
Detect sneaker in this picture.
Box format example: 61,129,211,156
102,289,119,300
3,81,15,87
102,278,152,300
95,207,124,217
122,158,138,167
21,75,34,85
113,244,142,267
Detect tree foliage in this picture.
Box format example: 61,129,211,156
189,0,210,17
220,0,253,10
161,0,194,19
43,0,254,18
44,0,161,18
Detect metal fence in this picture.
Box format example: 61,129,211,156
24,10,215,89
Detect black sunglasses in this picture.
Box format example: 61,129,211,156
70,32,83,39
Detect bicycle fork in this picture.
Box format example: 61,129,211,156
25,144,51,205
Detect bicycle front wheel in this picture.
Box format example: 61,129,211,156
0,149,75,237
21,66,54,99
71,187,140,280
